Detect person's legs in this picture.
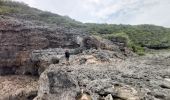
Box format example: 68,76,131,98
66,57,70,65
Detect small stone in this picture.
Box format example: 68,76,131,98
154,93,165,99
79,58,87,65
165,78,170,82
160,82,170,89
105,94,113,100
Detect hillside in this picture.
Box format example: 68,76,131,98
0,1,170,100
1,0,170,53
85,24,170,56
0,0,84,28
0,0,88,75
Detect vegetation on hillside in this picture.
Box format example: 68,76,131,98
86,23,170,55
0,0,84,28
1,0,170,55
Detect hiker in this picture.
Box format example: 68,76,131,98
65,49,70,65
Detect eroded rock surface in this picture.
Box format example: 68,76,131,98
0,75,38,100
1,13,170,100
0,15,86,75
34,50,170,100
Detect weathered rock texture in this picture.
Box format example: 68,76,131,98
1,3,170,100
0,15,86,75
0,75,38,100
28,48,131,77
0,15,130,76
34,51,170,100
35,65,140,100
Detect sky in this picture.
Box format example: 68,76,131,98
13,0,170,27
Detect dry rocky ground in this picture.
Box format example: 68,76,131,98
34,49,170,100
0,75,38,100
0,49,170,100
0,5,170,100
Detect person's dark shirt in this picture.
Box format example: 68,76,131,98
65,51,70,58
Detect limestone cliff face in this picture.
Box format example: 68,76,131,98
0,15,131,75
0,15,85,75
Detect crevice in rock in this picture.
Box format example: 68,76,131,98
99,93,125,100
0,66,18,75
27,91,38,100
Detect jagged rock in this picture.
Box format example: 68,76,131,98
35,65,141,100
1,2,170,100
159,82,170,89
76,91,92,100
8,89,38,100
152,79,170,89
154,92,165,99
82,36,120,51
0,75,38,100
35,67,79,100
113,84,140,100
82,36,100,49
94,51,111,62
0,15,125,76
79,58,87,65
0,15,85,75
104,94,113,100
86,79,140,100
29,49,80,75
1,48,169,100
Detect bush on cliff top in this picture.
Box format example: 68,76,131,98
103,32,145,55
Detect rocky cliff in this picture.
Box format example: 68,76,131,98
0,14,129,76
1,1,170,100
0,15,86,75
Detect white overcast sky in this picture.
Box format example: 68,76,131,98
13,0,170,27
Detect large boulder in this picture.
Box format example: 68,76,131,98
35,67,79,100
82,36,120,51
82,36,100,49
29,49,63,75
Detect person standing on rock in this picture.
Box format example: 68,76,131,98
65,49,70,65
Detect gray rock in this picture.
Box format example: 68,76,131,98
79,58,87,65
36,65,141,100
159,81,170,89
105,94,113,100
94,51,111,62
165,95,170,100
0,15,86,75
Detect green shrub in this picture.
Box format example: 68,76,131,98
91,35,103,40
87,23,170,49
102,32,145,55
0,6,18,14
130,44,145,55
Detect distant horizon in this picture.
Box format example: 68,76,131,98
13,0,170,28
